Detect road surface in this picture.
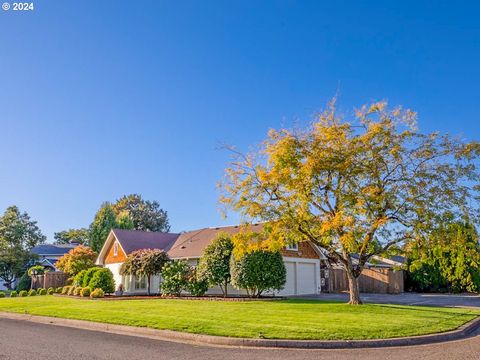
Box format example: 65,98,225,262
0,317,478,360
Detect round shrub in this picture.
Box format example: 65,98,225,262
0,292,5,298
160,260,190,296
19,290,28,297
36,288,45,295
10,291,17,298
73,270,87,287
67,286,76,296
90,288,105,298
61,286,70,295
230,250,286,297
56,287,63,294
73,287,82,296
38,288,47,296
80,287,91,297
185,268,208,296
47,287,55,295
88,268,115,294
28,289,37,296
82,267,100,287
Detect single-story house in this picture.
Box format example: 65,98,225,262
96,225,327,296
31,243,79,271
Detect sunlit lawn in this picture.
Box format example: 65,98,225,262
0,296,478,340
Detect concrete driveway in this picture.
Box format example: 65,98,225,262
296,292,480,308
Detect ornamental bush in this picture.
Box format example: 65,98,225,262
90,288,105,298
10,291,17,298
230,250,286,297
73,287,82,296
36,288,44,295
88,268,115,294
16,271,30,292
197,233,234,297
28,289,37,296
47,287,55,295
55,287,63,294
0,292,5,298
61,286,70,295
186,274,209,297
38,288,47,296
19,290,28,297
80,287,91,297
73,270,87,287
160,261,190,296
67,286,76,296
82,267,100,287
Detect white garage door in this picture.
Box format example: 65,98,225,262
296,263,316,295
280,262,296,295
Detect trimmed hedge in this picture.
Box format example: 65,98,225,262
0,292,5,298
73,287,82,296
38,288,47,296
61,286,70,295
19,290,28,297
55,287,63,294
9,291,17,298
90,288,105,298
80,287,91,297
82,267,100,287
28,289,37,296
47,287,55,295
73,270,87,287
88,268,115,294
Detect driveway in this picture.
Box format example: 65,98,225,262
0,317,479,360
297,292,480,308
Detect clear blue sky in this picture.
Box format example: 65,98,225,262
1,1,479,242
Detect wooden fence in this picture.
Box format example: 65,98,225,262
31,272,69,290
327,268,404,294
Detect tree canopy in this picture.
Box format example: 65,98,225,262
56,245,97,278
221,99,480,304
0,206,45,289
113,194,170,232
54,228,90,245
89,203,120,252
120,249,170,295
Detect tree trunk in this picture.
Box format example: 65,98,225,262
346,270,362,305
147,275,151,296
224,280,228,298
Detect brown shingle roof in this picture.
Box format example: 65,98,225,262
167,223,264,259
112,229,180,255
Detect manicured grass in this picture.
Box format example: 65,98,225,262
0,296,478,340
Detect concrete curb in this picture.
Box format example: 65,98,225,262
0,311,479,349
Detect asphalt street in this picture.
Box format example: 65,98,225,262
0,317,478,360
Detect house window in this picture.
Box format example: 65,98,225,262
113,242,118,257
286,243,298,251
134,275,147,290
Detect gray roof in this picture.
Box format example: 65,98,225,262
31,244,77,256
112,229,180,254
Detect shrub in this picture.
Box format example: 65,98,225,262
36,288,44,295
80,287,91,297
73,287,82,296
10,291,17,298
90,288,105,298
55,287,63,294
16,271,30,292
0,292,5,298
88,268,115,294
197,233,233,296
160,260,190,296
61,286,70,295
28,289,37,296
82,267,100,287
73,270,87,287
19,290,28,297
38,288,47,296
47,287,55,295
27,265,47,276
186,273,209,297
67,286,76,296
230,250,286,297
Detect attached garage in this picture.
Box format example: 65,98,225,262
277,258,320,296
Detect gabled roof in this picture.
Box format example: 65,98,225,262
31,244,78,256
168,224,264,259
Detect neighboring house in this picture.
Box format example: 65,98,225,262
31,243,79,271
96,226,327,296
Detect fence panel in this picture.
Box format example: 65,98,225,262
328,268,404,294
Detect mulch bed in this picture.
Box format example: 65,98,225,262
53,294,285,301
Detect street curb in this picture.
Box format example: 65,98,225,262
0,311,479,349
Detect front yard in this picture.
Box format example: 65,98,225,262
0,296,478,340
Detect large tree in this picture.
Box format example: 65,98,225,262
0,206,45,289
54,228,90,245
221,99,480,304
89,203,119,252
56,245,97,277
113,194,170,232
120,249,170,295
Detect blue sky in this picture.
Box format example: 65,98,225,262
1,1,479,241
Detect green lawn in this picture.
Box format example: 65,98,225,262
0,296,478,340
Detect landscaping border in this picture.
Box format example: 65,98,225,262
0,311,479,349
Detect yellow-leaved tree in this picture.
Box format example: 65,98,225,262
220,99,480,304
